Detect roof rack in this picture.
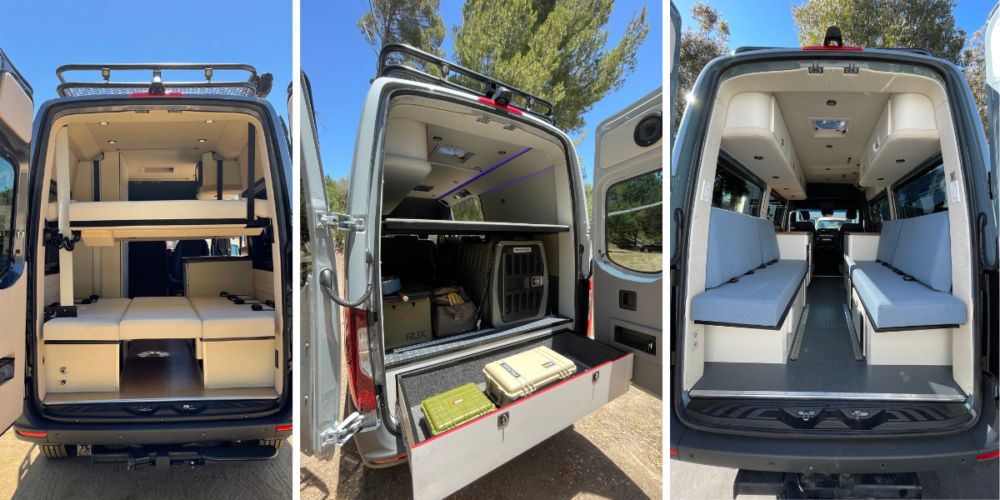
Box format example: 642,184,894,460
55,63,272,98
377,43,556,125
0,47,33,98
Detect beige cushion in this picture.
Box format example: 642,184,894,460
189,297,276,339
130,296,192,307
120,305,201,340
44,298,131,342
69,200,247,226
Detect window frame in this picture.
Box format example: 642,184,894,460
712,152,765,217
602,168,663,275
868,192,892,231
0,151,18,280
766,189,787,230
891,153,947,220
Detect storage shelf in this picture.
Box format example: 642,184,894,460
382,218,569,235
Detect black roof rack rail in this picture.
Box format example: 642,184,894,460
55,63,272,98
0,47,33,98
377,43,556,125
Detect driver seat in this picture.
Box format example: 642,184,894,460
838,209,864,252
792,210,815,234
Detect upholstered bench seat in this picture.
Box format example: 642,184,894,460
44,298,131,342
692,259,807,327
120,298,201,340
189,297,276,339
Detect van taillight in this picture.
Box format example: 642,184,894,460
978,450,999,460
345,307,378,412
17,430,46,438
587,277,594,339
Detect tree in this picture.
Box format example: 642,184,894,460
451,196,485,222
675,2,729,132
451,0,649,134
584,182,593,225
606,170,662,248
357,0,446,71
791,0,967,64
962,26,988,139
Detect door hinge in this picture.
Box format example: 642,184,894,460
320,411,364,448
316,211,366,232
844,63,859,74
809,62,823,74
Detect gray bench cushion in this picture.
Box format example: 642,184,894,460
757,217,781,263
852,264,966,329
692,259,807,327
891,211,952,292
705,208,763,289
875,219,903,264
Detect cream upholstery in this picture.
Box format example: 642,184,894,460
44,298,131,342
130,296,194,307
189,297,276,339
185,259,254,297
120,304,201,340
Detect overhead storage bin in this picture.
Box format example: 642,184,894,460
859,93,940,187
721,92,807,199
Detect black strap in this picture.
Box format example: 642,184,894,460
246,123,256,225
216,159,223,200
92,160,100,202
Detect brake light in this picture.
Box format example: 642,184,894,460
587,277,594,339
478,97,523,115
129,91,185,97
17,430,46,438
276,425,293,432
345,307,378,412
372,453,407,464
978,450,1000,460
669,448,679,456
802,45,863,51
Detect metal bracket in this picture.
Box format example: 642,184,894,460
316,211,366,232
809,62,823,74
321,411,364,448
844,63,859,74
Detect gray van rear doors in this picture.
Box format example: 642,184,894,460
0,51,32,435
592,88,664,398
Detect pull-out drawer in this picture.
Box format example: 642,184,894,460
395,331,633,500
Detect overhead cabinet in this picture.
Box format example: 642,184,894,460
721,92,807,199
858,93,940,187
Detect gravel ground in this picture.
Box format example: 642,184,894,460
0,431,293,500
670,458,1000,499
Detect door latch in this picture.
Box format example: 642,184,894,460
321,411,364,448
316,211,366,232
797,409,817,421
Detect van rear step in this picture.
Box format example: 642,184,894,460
734,470,921,499
90,443,279,470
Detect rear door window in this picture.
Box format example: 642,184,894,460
0,156,13,274
605,169,663,273
712,162,763,216
896,164,947,218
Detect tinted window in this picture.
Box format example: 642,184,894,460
605,170,662,273
712,163,762,216
870,194,891,231
896,164,947,218
0,157,13,272
766,191,786,229
451,195,484,222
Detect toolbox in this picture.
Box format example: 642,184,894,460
382,285,433,350
483,346,577,406
420,382,496,436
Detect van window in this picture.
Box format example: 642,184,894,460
896,164,947,218
869,194,891,231
766,191,786,229
0,156,13,273
451,196,484,222
605,169,663,273
712,163,762,216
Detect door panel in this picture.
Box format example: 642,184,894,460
593,88,663,398
0,53,32,434
300,71,344,458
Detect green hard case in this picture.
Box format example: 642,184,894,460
420,383,496,436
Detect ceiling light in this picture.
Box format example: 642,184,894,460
433,136,442,141
878,178,885,181
107,140,116,144
895,159,905,163
825,145,833,148
772,176,779,179
99,122,109,125
754,156,763,160
198,139,207,143
826,100,837,106
498,151,506,155
205,120,214,123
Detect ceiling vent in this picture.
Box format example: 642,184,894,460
809,118,852,139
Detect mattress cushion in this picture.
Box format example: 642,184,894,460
852,264,966,329
44,298,132,342
120,305,202,339
189,297,276,339
130,296,192,307
691,259,807,327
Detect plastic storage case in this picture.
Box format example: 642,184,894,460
483,346,577,406
420,382,496,436
382,285,433,350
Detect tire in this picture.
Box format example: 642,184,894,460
40,445,71,459
259,439,285,451
642,248,649,253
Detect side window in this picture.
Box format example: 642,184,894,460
451,195,484,222
712,162,763,216
767,191,786,229
605,169,663,273
0,156,13,273
869,194,891,232
896,164,947,218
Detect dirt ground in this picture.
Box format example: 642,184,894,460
0,432,292,500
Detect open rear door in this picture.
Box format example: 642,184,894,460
983,4,1000,390
669,1,681,147
0,49,32,434
592,88,664,398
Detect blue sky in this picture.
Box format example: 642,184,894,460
1,0,292,119
302,0,663,181
671,0,996,51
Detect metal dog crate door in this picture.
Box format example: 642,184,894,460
382,285,433,350
420,382,496,436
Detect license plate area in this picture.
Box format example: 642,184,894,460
396,331,633,500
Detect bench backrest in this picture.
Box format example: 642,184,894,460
891,211,952,292
876,219,903,264
705,208,765,288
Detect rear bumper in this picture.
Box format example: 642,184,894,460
13,397,293,447
670,378,1000,474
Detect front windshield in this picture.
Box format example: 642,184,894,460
816,220,844,229
814,210,858,230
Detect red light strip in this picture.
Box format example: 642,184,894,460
669,448,679,456
802,45,863,51
372,453,407,464
276,425,293,432
978,450,999,460
478,97,523,115
17,430,47,438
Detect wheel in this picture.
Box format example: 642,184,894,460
259,439,285,451
40,445,72,459
642,248,649,253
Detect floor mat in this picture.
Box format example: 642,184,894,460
692,278,965,399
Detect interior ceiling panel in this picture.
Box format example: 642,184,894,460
775,91,889,184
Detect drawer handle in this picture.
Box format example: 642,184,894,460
497,412,509,430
